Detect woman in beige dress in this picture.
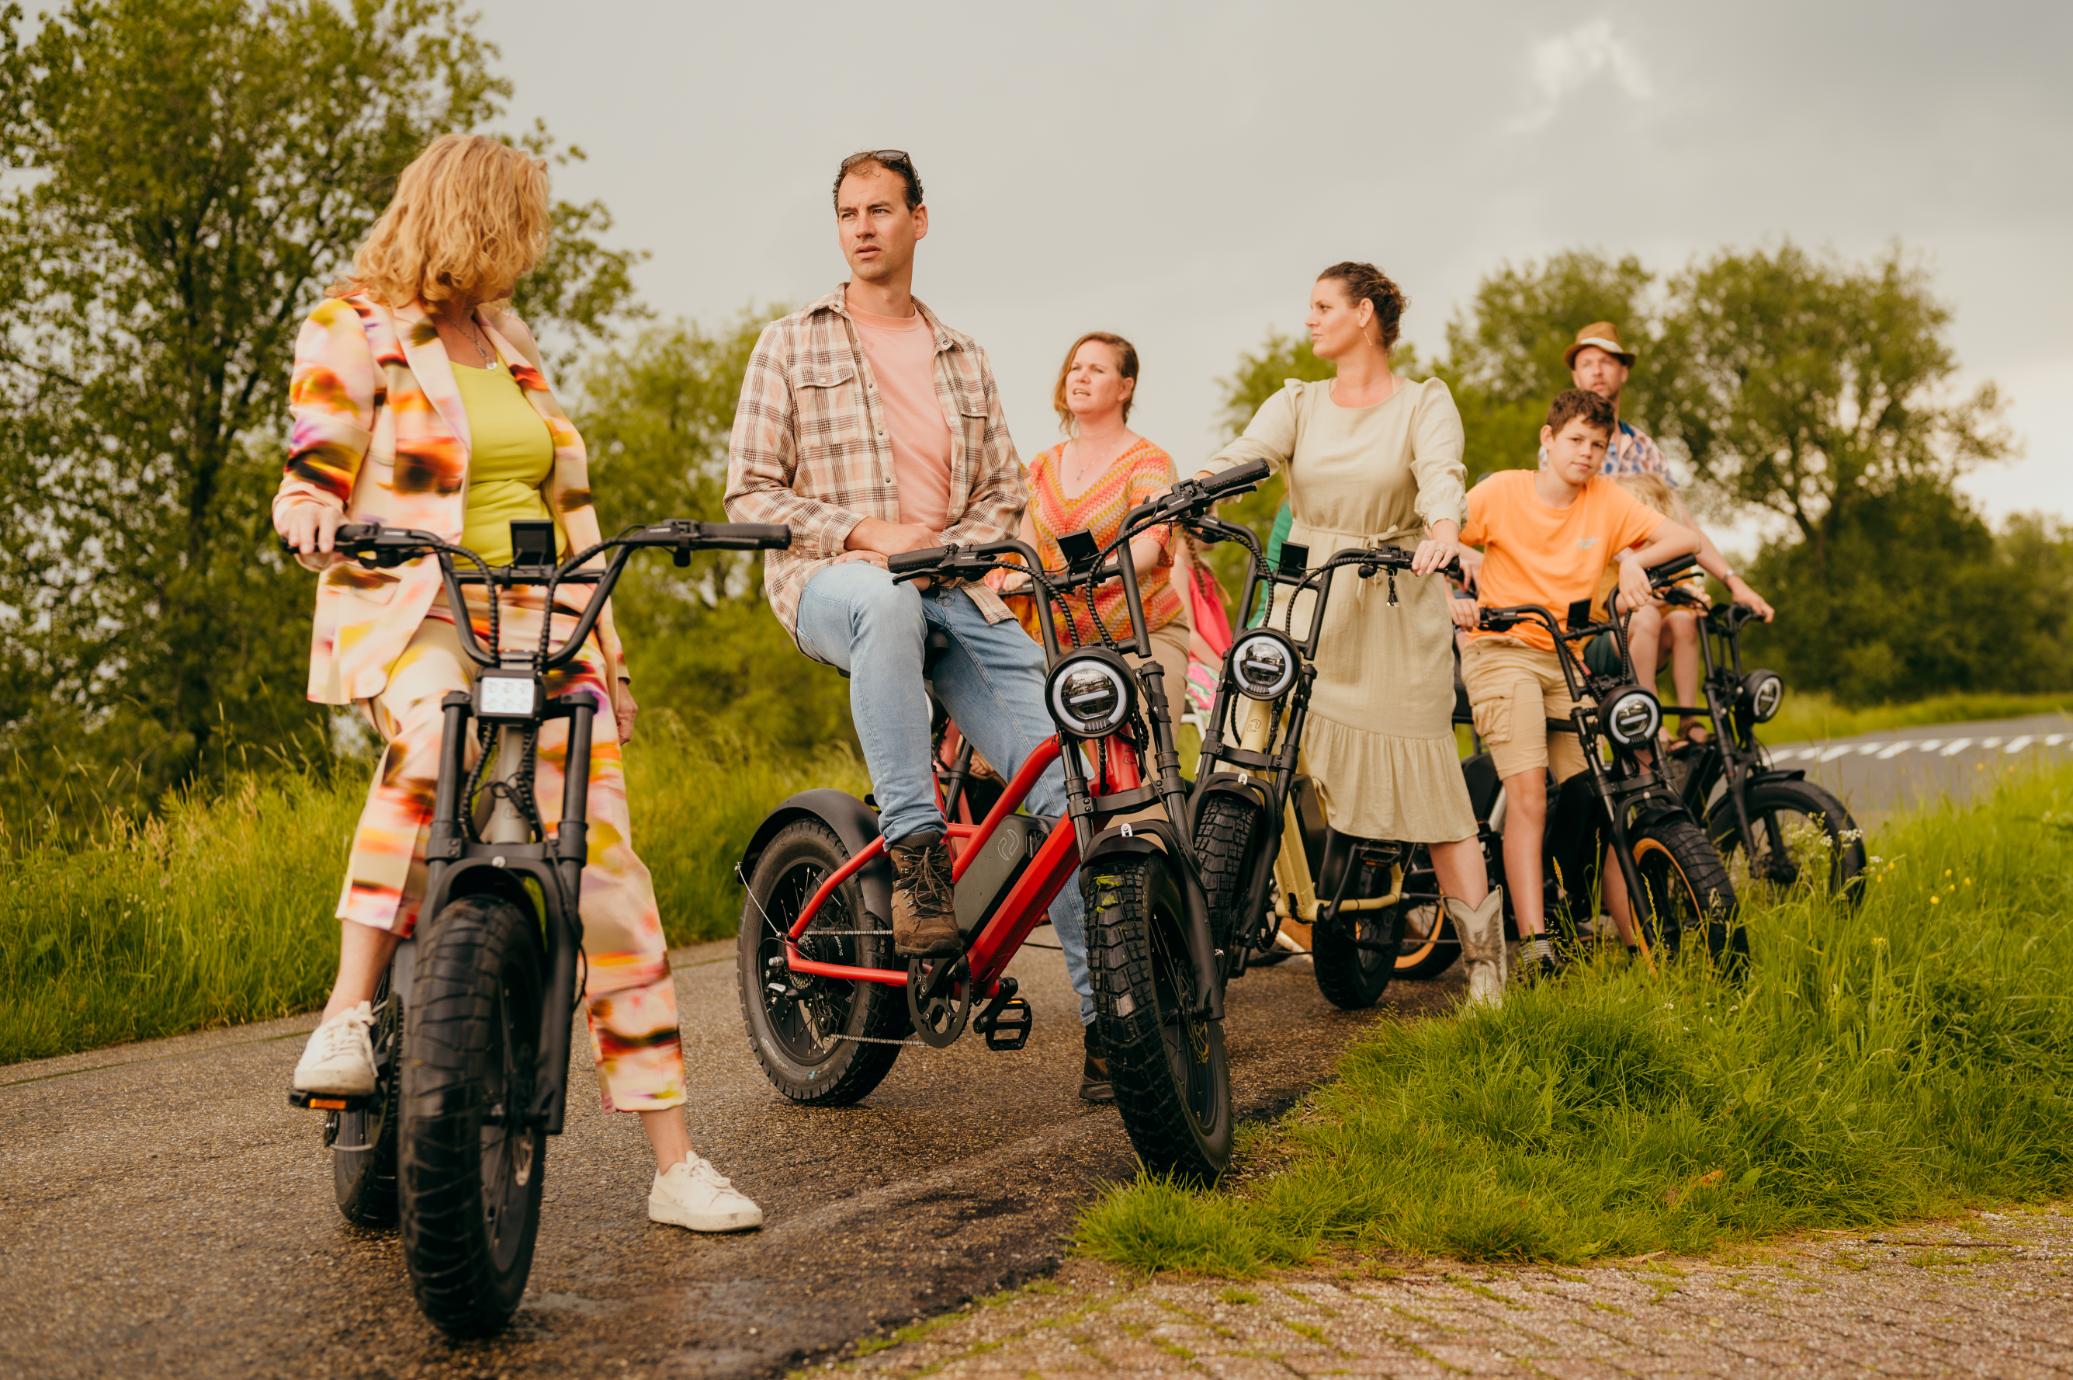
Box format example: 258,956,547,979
1199,262,1507,1004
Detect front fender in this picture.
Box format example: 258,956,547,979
1082,821,1223,1023
738,788,892,930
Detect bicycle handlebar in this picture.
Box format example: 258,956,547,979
282,518,791,668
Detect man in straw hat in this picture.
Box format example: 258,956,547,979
1541,321,1666,477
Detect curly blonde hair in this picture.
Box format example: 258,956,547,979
334,134,550,307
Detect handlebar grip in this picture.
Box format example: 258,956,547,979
1647,553,1702,586
279,520,386,556
698,522,792,551
1201,458,1270,498
888,545,951,575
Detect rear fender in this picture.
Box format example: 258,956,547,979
1082,821,1224,1023
738,789,892,930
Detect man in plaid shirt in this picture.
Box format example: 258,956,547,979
726,150,1111,1102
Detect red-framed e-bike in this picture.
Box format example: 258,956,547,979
733,461,1271,1182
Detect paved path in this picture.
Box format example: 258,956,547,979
824,1205,2073,1377
0,932,1451,1378
3,715,2067,1378
1765,713,2073,824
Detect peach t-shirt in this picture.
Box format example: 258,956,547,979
850,303,952,531
1461,469,1662,652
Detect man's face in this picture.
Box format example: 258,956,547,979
1541,418,1610,484
1570,346,1630,403
836,164,926,284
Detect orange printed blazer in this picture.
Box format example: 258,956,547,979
272,293,626,705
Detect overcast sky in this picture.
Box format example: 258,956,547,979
59,0,2073,531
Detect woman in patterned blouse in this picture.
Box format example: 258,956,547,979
1007,332,1193,694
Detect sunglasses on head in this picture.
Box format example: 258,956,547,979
841,148,912,170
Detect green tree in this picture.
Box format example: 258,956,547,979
1653,243,2010,545
579,312,854,752
1436,250,1657,482
0,0,641,808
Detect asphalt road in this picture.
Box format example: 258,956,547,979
3,713,2066,1379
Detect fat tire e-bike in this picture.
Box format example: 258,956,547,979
1659,596,1868,906
735,462,1273,1182
1187,518,1460,1010
1468,555,1746,971
289,515,789,1338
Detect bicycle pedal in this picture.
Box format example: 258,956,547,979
289,1088,371,1113
976,996,1032,1051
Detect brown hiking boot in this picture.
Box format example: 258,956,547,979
889,830,960,957
1079,1022,1114,1104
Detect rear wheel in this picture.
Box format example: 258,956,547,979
737,818,905,1106
1709,778,1867,908
1628,817,1745,973
1086,853,1233,1184
1192,792,1267,963
399,896,546,1339
1310,847,1406,1010
329,968,401,1229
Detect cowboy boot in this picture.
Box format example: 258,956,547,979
889,830,961,958
1447,889,1507,1008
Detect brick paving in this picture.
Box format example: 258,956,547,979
817,1206,2073,1377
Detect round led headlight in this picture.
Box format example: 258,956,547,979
1602,684,1662,748
1743,669,1785,723
1227,630,1298,702
1046,650,1135,738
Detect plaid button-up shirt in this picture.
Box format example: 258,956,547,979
724,286,1025,636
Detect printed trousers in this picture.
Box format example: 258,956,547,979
336,587,684,1111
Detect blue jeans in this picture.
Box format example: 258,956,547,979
796,562,1093,1023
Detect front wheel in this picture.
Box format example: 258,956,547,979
1629,817,1746,974
1709,778,1868,908
1086,853,1233,1184
399,895,546,1339
1192,791,1266,963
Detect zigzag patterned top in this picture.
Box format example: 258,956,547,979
1027,438,1184,645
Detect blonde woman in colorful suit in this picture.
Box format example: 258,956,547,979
274,135,758,1232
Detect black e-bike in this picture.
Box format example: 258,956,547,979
290,516,788,1338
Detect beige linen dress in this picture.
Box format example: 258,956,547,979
1212,377,1475,843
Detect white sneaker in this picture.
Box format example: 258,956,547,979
649,1153,763,1233
292,1001,377,1096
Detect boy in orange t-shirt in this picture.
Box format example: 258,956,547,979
1449,390,1700,998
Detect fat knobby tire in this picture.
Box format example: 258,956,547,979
399,895,546,1339
1710,777,1868,907
1086,854,1233,1184
1633,816,1746,973
1192,792,1263,961
1310,893,1402,1010
737,818,905,1106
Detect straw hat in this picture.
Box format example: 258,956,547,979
1563,321,1636,369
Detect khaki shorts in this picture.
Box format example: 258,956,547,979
1460,637,1588,783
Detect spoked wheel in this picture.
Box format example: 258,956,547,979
1310,848,1407,1010
1192,792,1266,962
328,968,402,1229
1629,818,1746,974
1708,778,1868,908
399,896,546,1339
736,818,906,1105
1086,854,1233,1184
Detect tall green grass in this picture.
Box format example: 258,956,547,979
1079,762,2073,1270
0,714,858,1066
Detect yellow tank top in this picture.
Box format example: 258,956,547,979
454,360,559,566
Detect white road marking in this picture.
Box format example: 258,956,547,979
1856,742,1885,756
1980,737,2004,749
1876,741,1916,761
2047,734,2067,747
1939,739,1972,757
2003,735,2033,754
